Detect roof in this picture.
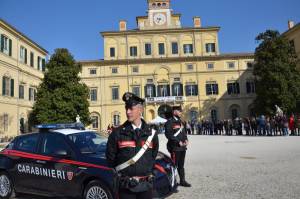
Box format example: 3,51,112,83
0,18,48,54
52,129,96,135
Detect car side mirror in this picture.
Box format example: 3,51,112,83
54,149,72,159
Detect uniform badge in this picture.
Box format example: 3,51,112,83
67,172,74,181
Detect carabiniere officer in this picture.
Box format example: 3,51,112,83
106,92,159,199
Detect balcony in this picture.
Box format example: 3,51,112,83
146,96,185,104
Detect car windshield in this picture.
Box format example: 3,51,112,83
67,132,107,154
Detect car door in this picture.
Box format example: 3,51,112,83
9,133,44,193
35,132,81,197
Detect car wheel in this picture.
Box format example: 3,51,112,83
0,172,13,199
84,180,113,199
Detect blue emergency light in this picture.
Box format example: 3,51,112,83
35,122,85,131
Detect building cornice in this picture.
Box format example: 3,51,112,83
79,53,254,66
100,26,220,37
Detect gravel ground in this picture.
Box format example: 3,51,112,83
14,135,300,199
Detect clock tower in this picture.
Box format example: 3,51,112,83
136,0,181,30
148,0,171,27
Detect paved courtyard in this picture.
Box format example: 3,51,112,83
14,135,300,199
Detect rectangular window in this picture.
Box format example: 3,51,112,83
145,43,152,55
90,69,97,75
112,87,119,100
187,64,194,71
2,76,10,96
147,79,153,83
29,88,36,101
228,62,235,69
112,67,118,74
246,81,256,94
206,43,216,53
207,63,214,69
172,83,183,96
157,85,170,97
145,85,155,98
206,83,219,95
247,62,253,68
3,113,9,132
30,52,34,67
110,47,115,57
20,46,26,63
132,86,140,97
0,35,11,55
227,82,240,95
90,88,97,101
172,42,178,54
130,46,137,57
19,85,24,99
185,85,198,96
158,43,165,55
183,44,193,54
132,66,139,73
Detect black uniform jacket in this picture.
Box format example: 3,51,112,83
165,116,188,152
106,120,159,177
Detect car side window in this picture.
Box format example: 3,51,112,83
41,133,71,156
16,134,39,153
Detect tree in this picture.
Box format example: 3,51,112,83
30,48,90,125
253,30,300,115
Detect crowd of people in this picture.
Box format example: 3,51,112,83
185,114,300,136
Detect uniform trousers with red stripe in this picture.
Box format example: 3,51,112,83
119,188,153,199
171,150,186,183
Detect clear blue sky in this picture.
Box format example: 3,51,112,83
1,0,300,60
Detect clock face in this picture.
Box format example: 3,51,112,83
153,13,167,25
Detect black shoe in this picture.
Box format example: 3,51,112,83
180,181,192,187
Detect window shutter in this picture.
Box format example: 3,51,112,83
0,34,4,52
216,84,219,95
10,79,14,97
172,84,175,96
185,85,189,96
195,85,199,96
237,83,240,94
37,57,40,70
152,85,156,97
144,86,148,98
42,59,46,71
9,39,12,56
206,84,210,95
24,48,27,64
167,85,170,96
2,77,5,96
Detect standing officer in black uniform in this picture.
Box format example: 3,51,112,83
164,106,191,187
106,92,159,199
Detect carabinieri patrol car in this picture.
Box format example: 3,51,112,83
0,123,177,199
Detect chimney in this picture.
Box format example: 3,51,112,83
193,17,201,28
119,20,127,31
288,20,295,29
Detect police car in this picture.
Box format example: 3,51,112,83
0,123,177,199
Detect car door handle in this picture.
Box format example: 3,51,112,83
36,160,47,164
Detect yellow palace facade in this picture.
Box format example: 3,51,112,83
0,19,47,138
80,0,256,131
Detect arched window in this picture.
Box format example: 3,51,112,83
113,114,120,127
91,116,99,129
